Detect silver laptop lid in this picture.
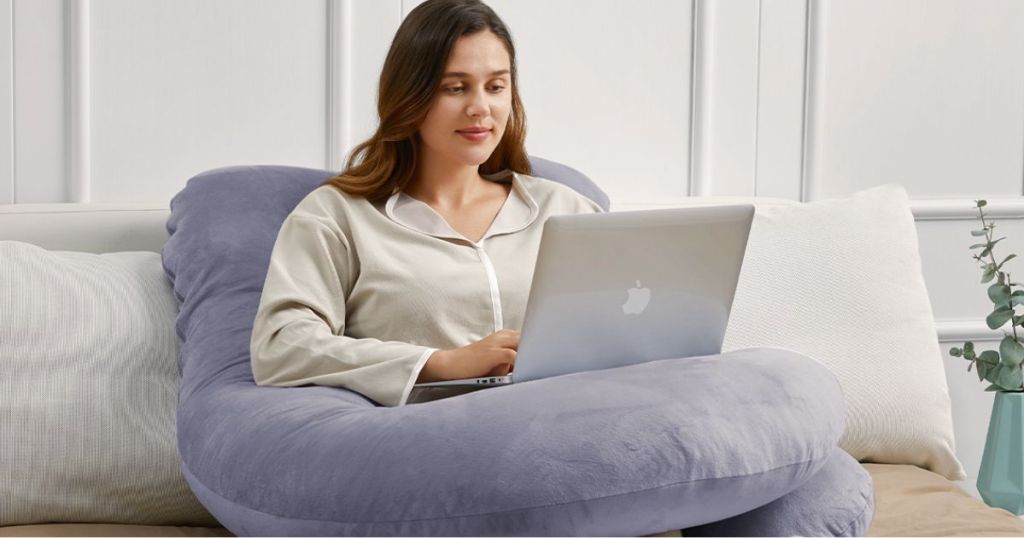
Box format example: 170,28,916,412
513,204,755,383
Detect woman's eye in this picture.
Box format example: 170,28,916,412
443,85,505,94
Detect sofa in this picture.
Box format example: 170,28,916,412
4,164,1024,536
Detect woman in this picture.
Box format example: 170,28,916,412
250,0,603,406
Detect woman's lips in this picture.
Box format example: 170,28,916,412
456,129,491,142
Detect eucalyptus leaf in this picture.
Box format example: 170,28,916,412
988,283,1011,307
965,342,975,353
950,347,963,357
982,238,1006,257
973,229,989,237
997,365,1024,391
986,363,1003,384
1000,254,1018,269
1011,369,1024,391
1000,337,1024,367
985,383,1002,392
978,361,990,381
971,243,988,250
986,306,1014,329
978,200,988,207
1014,314,1024,326
982,269,997,283
980,350,1001,365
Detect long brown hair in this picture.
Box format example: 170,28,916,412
322,0,530,203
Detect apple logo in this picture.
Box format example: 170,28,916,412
622,280,651,315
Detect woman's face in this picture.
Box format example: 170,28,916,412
418,30,513,169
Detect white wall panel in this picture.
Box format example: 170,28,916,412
753,0,805,200
331,0,402,170
12,0,64,203
66,0,89,202
918,216,1024,321
89,0,327,203
804,0,1024,200
0,0,12,204
691,0,758,197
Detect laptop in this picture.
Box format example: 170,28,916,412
413,204,755,388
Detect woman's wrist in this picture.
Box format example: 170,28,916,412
418,349,451,382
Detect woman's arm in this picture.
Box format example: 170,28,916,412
250,214,437,407
417,330,519,382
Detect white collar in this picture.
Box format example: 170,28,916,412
384,170,539,244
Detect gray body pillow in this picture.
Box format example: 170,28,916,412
684,446,875,536
162,163,850,536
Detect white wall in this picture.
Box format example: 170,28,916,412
3,0,1024,497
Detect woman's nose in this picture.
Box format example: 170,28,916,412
465,89,490,117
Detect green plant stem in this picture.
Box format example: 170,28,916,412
980,206,1020,342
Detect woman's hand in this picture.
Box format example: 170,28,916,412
417,329,519,382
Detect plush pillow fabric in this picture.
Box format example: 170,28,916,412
0,241,218,526
162,164,849,536
723,184,966,480
683,447,875,537
528,155,610,211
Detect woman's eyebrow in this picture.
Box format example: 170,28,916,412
442,69,510,78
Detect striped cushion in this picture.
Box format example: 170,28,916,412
0,242,217,526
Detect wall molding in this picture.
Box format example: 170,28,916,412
65,0,89,203
687,0,706,197
326,0,352,173
799,0,821,202
688,0,761,197
909,198,1024,220
610,197,1024,221
936,319,1006,343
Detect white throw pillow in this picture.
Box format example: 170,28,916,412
0,241,218,526
723,184,966,480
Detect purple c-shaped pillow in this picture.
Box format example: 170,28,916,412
162,163,854,536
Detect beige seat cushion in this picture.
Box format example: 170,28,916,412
865,463,1024,536
0,524,232,537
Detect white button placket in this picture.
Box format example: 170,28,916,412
471,240,503,332
384,172,539,336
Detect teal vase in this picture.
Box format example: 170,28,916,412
978,391,1024,514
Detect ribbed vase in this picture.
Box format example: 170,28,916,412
978,391,1024,514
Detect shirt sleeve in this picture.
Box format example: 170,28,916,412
249,213,437,407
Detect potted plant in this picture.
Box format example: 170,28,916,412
950,199,1024,514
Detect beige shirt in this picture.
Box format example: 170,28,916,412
250,170,604,406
